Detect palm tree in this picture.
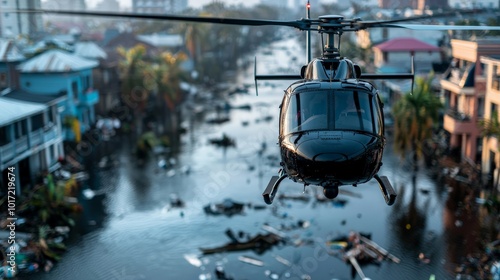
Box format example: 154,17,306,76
392,74,443,172
117,44,149,134
478,111,500,198
148,51,188,149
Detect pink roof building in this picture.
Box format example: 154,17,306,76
373,37,442,73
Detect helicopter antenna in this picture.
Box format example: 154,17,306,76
410,55,415,94
306,1,311,63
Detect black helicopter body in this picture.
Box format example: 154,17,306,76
16,5,500,206
279,59,385,189
265,56,395,204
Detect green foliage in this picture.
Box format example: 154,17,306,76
18,174,76,227
478,110,500,138
392,74,443,166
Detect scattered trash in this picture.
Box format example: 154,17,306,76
418,252,430,264
200,230,283,255
204,199,245,217
238,255,264,266
170,193,185,208
274,255,292,267
184,254,203,267
209,133,235,147
327,231,400,279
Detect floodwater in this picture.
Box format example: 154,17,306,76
21,38,474,280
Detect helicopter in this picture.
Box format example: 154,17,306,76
16,4,500,206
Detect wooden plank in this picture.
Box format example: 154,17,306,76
359,236,400,264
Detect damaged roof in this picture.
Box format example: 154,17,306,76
0,39,25,62
74,41,107,60
18,49,98,73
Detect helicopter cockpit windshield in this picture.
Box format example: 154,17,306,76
283,90,382,135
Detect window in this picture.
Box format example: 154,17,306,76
283,89,380,135
15,119,27,138
31,113,44,131
72,81,78,100
0,126,9,146
0,72,6,87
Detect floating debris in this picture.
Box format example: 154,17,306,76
183,254,202,267
208,133,235,147
200,230,282,255
203,199,244,217
238,256,264,267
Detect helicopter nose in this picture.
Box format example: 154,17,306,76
296,137,366,162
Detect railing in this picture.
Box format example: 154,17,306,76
15,136,28,154
29,129,43,147
0,142,15,163
0,126,62,167
446,108,471,121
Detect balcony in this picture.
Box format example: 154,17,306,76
443,109,476,134
0,126,62,168
80,88,99,106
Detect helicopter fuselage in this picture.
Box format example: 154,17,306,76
277,58,387,189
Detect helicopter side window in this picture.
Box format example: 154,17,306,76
334,91,373,133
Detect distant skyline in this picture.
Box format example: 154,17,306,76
84,0,263,9
83,0,339,10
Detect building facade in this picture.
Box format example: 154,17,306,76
0,94,65,194
479,55,500,189
17,50,99,142
440,39,500,166
0,0,43,38
132,0,187,14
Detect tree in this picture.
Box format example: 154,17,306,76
392,75,443,172
117,44,149,134
147,51,188,148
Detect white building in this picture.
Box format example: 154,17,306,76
132,0,188,13
449,0,498,9
0,0,43,38
0,92,66,194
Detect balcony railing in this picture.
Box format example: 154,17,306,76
446,108,471,121
444,109,475,134
0,126,62,167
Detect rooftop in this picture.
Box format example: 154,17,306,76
18,49,98,73
373,37,440,52
0,97,46,126
0,39,25,62
2,89,67,105
74,41,107,60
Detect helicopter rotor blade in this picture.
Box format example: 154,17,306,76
14,9,308,29
373,23,500,31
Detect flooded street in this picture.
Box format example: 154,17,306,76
23,38,467,280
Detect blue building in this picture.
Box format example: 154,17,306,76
17,49,99,142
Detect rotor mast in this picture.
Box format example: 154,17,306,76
318,15,344,59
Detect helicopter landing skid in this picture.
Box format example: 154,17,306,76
263,174,287,204
374,174,397,206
